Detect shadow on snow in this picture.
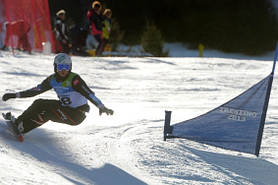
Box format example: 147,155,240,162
185,145,278,185
0,125,147,185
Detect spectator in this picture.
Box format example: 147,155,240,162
87,1,105,56
54,9,72,54
69,25,89,56
1,20,31,54
102,9,112,41
101,9,112,52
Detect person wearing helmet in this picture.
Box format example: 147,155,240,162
2,53,113,135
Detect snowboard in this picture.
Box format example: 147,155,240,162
2,112,24,142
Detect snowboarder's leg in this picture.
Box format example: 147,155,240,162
16,99,60,133
47,105,87,126
16,99,86,134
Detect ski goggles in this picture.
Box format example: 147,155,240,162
57,63,71,71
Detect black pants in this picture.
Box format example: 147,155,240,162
60,41,72,54
94,34,108,56
17,99,88,134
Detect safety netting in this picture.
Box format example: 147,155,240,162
0,0,54,53
164,46,277,156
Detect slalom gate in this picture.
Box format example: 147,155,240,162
0,0,54,52
164,44,278,156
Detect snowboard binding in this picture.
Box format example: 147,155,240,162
2,112,24,142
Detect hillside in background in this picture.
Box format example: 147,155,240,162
49,0,278,55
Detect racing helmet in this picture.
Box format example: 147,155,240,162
53,53,72,73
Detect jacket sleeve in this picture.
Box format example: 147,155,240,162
92,23,103,36
17,76,52,98
87,10,94,22
87,10,103,36
72,75,104,108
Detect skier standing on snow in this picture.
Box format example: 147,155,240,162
2,53,113,134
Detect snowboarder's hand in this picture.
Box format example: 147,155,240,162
99,105,114,116
2,93,16,101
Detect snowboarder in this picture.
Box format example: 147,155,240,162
2,53,113,135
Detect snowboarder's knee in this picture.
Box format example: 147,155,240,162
33,99,44,105
33,99,57,108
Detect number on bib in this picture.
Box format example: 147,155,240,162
60,97,72,105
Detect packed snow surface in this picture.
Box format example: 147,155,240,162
0,49,278,185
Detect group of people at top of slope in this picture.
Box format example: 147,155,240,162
0,1,112,57
54,1,112,56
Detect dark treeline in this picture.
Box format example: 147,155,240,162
49,0,278,55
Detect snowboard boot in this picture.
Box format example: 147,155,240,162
3,112,23,135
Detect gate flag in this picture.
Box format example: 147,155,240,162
0,0,54,53
164,46,277,156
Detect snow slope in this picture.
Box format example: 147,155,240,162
0,49,278,185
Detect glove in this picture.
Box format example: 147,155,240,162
99,105,114,116
2,93,16,101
